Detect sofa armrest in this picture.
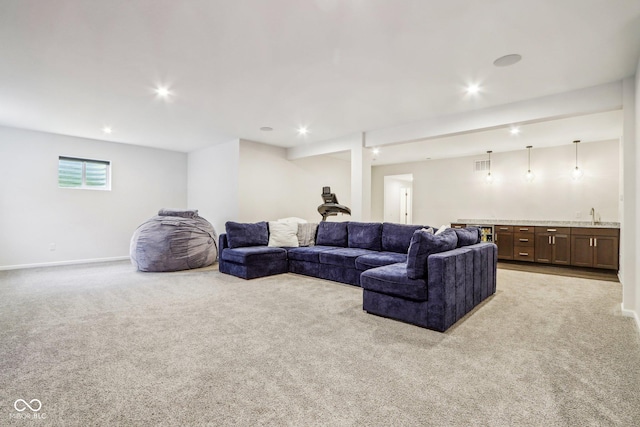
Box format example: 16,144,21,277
467,243,498,302
425,243,497,331
426,248,474,332
219,233,229,251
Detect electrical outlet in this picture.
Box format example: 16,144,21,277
49,243,56,251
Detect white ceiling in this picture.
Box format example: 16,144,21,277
0,1,639,154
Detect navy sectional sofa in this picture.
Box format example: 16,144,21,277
218,221,497,332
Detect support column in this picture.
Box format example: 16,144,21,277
350,133,372,221
621,75,637,322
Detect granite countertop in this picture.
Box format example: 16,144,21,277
456,219,620,229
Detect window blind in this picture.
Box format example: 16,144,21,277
58,156,110,190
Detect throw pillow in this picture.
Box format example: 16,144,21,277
268,221,300,247
406,228,458,279
297,223,318,247
315,221,349,247
277,217,308,224
225,221,269,248
435,225,448,235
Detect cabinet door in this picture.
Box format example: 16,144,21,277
571,235,594,267
535,233,552,263
593,236,619,270
552,234,571,265
496,231,514,260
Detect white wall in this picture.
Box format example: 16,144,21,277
634,60,640,326
636,62,640,326
187,139,240,235
287,132,366,220
383,175,413,224
372,140,620,227
238,140,351,223
0,126,187,268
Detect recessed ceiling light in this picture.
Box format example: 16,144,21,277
493,54,522,67
466,84,480,95
260,126,273,131
102,126,112,134
510,127,520,135
372,148,380,155
297,126,308,136
155,86,171,98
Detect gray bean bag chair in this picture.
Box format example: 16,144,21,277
130,209,218,272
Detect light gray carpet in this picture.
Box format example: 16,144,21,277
1,261,639,426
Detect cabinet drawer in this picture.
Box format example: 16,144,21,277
537,227,571,235
514,247,535,262
514,233,534,246
515,226,535,234
451,223,466,229
495,225,512,232
571,227,619,237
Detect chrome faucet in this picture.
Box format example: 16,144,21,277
590,207,595,225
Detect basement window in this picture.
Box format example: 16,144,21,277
58,156,111,190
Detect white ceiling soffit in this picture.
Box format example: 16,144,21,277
367,110,622,166
0,1,638,153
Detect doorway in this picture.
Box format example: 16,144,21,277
384,174,413,224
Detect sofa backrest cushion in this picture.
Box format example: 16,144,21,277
348,222,382,251
316,221,349,247
406,228,458,279
382,223,426,253
454,226,481,247
225,221,269,248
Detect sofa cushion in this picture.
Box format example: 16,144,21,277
268,221,299,247
361,263,428,301
225,221,269,248
381,223,426,253
297,223,318,247
348,222,382,251
221,246,287,264
454,227,481,247
286,246,339,263
316,221,348,247
319,247,377,268
406,228,458,279
355,252,408,270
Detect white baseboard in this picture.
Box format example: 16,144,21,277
621,304,640,333
0,256,130,271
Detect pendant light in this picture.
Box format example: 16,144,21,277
572,140,583,180
486,150,493,183
525,145,535,182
